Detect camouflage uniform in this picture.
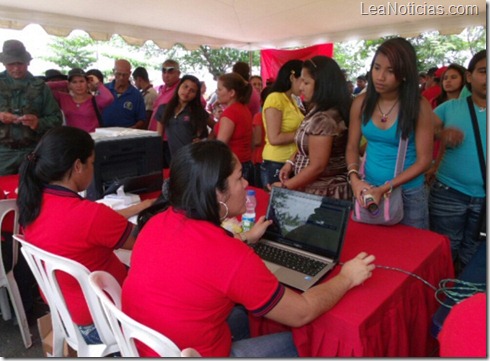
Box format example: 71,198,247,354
0,70,62,175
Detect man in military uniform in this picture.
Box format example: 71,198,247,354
0,39,62,175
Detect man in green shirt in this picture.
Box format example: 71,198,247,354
0,39,62,175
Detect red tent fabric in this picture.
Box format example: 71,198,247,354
260,43,334,86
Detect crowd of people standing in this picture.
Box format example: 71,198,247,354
0,36,486,357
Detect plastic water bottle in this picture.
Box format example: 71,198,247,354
242,189,257,232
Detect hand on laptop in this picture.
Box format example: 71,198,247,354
243,215,273,244
339,252,376,288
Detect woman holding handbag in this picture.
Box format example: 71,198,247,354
47,68,113,132
345,37,433,228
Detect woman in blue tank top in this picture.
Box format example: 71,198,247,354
345,37,433,229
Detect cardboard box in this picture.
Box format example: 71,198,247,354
37,313,77,357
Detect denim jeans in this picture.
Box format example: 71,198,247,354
227,305,298,357
78,323,102,344
400,184,429,229
260,160,285,188
429,179,485,266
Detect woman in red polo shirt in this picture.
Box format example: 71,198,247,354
122,140,375,357
16,126,152,345
214,73,254,184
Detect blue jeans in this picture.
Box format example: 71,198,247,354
78,324,121,357
400,184,429,229
429,180,485,266
227,305,298,357
78,323,102,344
260,160,285,188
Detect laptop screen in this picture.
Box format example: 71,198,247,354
265,187,352,259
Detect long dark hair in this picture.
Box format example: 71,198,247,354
270,59,303,93
433,63,467,107
161,75,208,137
362,37,420,139
218,73,252,104
137,140,236,230
17,126,94,226
302,56,352,123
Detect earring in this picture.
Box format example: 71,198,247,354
219,201,229,221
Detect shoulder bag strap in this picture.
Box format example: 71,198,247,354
91,95,103,127
394,136,408,177
466,96,486,189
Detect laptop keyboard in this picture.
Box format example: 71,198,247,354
253,243,327,277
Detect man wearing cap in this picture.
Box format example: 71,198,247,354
0,39,62,175
147,59,181,131
147,59,181,168
102,59,146,129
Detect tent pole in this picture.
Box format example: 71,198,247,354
249,51,253,73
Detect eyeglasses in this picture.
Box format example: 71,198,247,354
113,70,130,77
162,67,176,74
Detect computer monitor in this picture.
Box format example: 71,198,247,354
86,128,163,200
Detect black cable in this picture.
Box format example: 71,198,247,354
434,279,486,309
338,262,486,309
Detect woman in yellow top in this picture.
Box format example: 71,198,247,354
260,60,304,188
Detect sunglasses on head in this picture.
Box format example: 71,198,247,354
162,67,176,74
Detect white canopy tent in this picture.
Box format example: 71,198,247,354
0,0,486,50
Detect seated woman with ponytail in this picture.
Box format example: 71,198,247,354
16,126,153,345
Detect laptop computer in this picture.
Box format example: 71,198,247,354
253,187,352,291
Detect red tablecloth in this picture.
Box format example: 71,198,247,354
0,174,19,234
0,174,19,200
249,187,454,357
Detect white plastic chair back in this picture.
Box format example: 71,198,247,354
0,200,32,348
14,234,118,357
89,270,200,357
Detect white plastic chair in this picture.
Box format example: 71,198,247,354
0,199,32,348
14,234,119,357
88,270,200,357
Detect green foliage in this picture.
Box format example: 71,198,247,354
179,45,260,80
43,34,97,70
333,26,486,78
100,35,169,71
42,26,485,82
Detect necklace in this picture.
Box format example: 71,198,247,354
377,99,399,123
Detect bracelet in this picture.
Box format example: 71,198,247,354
383,180,394,198
238,232,249,244
286,160,295,167
347,169,361,184
347,169,360,178
347,162,359,171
